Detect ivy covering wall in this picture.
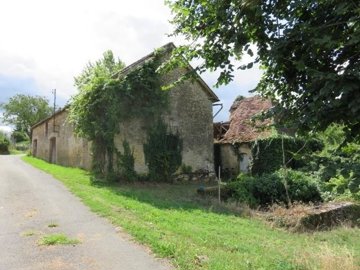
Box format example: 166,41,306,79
69,50,170,178
251,137,323,175
143,120,183,182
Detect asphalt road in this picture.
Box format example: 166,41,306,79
0,155,173,270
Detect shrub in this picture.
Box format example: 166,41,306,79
278,169,322,203
227,174,259,207
11,130,28,143
15,141,30,151
116,140,137,181
228,169,322,207
0,133,10,154
180,164,193,174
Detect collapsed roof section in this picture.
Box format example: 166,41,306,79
216,96,273,144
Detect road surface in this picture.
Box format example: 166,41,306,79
0,155,173,270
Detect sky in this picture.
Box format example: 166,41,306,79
0,0,262,132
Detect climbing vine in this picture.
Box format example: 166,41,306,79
116,140,137,181
69,50,169,178
143,120,183,182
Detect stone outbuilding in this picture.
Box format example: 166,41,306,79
214,96,272,178
31,43,219,176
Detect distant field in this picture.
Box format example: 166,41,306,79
23,156,360,270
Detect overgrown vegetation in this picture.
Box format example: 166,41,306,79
69,50,169,180
0,132,10,155
303,124,360,202
228,169,322,207
143,120,182,182
23,156,360,270
251,136,323,174
116,140,137,182
227,125,360,207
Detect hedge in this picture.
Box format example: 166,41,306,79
251,137,323,175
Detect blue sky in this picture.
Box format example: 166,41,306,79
0,0,262,131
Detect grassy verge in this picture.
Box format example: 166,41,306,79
23,156,360,270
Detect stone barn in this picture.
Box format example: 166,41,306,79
214,96,272,178
31,43,219,176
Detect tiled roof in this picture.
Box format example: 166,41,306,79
219,96,272,143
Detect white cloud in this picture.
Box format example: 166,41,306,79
0,0,262,120
0,125,12,135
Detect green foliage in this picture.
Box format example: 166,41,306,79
228,170,322,207
69,50,126,175
251,136,323,174
227,174,261,207
302,124,360,201
143,120,182,182
0,94,52,138
0,132,10,154
69,50,168,177
11,130,28,143
116,140,137,182
180,164,192,174
14,141,30,152
326,173,354,195
279,169,323,203
166,0,360,136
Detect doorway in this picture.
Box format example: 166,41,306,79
32,139,37,157
49,137,57,163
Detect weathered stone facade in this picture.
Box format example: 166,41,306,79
213,96,273,178
31,108,92,169
114,67,215,174
31,43,218,175
214,143,252,178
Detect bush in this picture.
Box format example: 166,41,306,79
227,174,259,207
228,169,322,207
15,141,30,151
0,133,10,154
278,169,322,203
180,164,193,174
11,130,28,143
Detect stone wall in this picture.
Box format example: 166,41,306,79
31,44,217,175
114,66,215,174
217,143,252,177
32,72,215,175
31,109,92,170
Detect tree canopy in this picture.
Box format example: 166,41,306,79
0,94,52,138
166,0,360,136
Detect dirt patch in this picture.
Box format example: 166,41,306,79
260,202,360,232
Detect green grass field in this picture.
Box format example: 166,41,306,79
23,156,360,270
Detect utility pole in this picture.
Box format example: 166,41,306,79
52,89,56,132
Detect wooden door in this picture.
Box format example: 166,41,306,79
49,137,56,163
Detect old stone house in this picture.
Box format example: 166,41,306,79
31,43,219,176
214,96,272,177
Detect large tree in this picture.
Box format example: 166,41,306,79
166,0,360,136
0,94,52,139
